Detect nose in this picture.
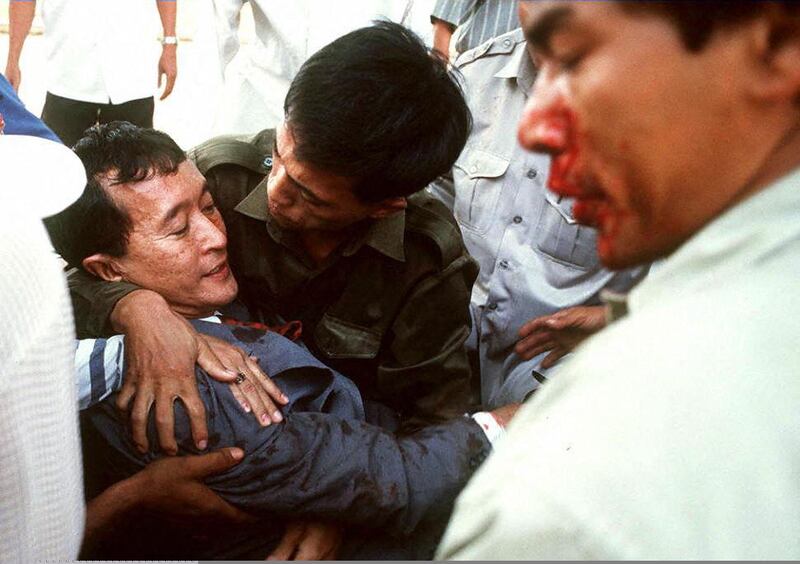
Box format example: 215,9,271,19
268,168,295,208
198,213,227,252
517,70,572,156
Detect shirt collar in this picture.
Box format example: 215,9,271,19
233,176,406,262
494,42,535,95
628,166,800,313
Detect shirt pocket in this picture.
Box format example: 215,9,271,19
452,148,510,235
314,313,382,360
535,190,600,271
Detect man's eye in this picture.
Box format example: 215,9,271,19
202,203,217,215
557,50,586,71
171,225,189,237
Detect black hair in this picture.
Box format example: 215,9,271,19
621,1,800,52
283,20,472,203
44,121,186,267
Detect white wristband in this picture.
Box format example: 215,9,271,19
161,36,178,45
471,411,505,445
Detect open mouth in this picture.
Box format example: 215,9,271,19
204,260,229,278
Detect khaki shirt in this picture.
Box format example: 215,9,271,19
69,129,479,430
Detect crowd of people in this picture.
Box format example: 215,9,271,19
2,0,799,561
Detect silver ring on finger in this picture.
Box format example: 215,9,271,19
235,372,247,385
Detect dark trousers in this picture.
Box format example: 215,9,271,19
41,92,154,147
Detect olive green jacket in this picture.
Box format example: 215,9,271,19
69,129,479,431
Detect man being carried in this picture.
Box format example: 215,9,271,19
47,121,515,560
69,22,479,454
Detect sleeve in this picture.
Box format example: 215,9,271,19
66,267,141,338
380,252,479,432
211,413,491,536
211,0,246,75
74,336,125,410
431,0,476,26
0,74,60,142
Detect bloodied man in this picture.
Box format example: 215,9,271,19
438,1,800,559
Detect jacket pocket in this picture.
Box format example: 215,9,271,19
452,148,510,235
535,190,600,270
314,313,382,360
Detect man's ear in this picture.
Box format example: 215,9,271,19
82,254,125,282
369,197,407,219
747,13,800,102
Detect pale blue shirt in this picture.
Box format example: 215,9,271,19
428,30,647,408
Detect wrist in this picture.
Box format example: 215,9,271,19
111,289,169,332
160,35,178,47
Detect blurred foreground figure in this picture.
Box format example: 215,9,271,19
0,135,86,562
439,1,800,559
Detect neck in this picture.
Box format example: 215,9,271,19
299,229,351,265
733,117,800,208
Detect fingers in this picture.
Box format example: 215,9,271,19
197,337,237,382
248,355,289,405
518,316,550,338
130,391,154,453
182,388,209,451
541,348,567,370
181,447,245,479
154,395,178,456
235,368,279,426
115,377,137,413
515,331,556,360
228,382,251,413
160,72,176,100
268,522,306,560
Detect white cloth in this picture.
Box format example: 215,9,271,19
211,0,430,133
428,30,646,407
0,212,85,561
40,0,161,104
438,168,800,559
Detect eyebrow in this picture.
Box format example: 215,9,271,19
523,5,574,55
159,182,212,229
272,139,328,206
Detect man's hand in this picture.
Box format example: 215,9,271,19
113,290,287,455
268,520,343,561
515,305,607,369
157,45,177,100
82,447,253,556
4,63,21,91
132,447,253,521
200,334,289,426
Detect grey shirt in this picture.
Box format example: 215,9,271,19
428,29,648,407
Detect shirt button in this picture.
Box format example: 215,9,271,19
488,302,498,311
499,259,509,269
513,215,523,224
469,165,478,174
526,168,538,179
503,38,512,48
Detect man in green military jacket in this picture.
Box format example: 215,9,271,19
68,22,478,451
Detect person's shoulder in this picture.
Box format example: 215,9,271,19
405,191,471,268
188,129,275,176
454,28,525,70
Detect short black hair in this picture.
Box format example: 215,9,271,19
44,121,186,267
621,1,800,52
283,20,472,203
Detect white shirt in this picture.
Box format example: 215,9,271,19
428,30,646,407
0,212,84,561
438,168,800,559
211,0,431,133
40,0,161,104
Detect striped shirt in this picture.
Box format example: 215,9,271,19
431,0,519,55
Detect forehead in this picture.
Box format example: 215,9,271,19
275,122,359,201
106,160,205,224
519,1,619,47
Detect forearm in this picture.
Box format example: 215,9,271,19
7,0,35,67
156,0,176,37
432,18,455,57
110,289,171,333
81,477,141,557
67,268,141,337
